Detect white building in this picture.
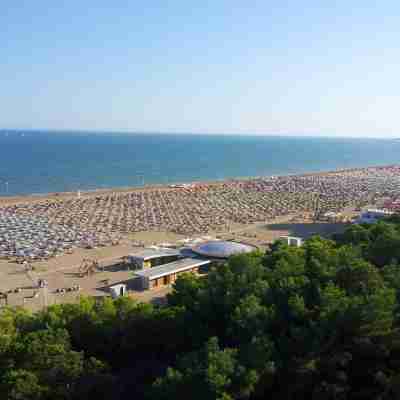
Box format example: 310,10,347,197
109,283,126,298
135,258,210,290
279,236,303,247
127,248,181,269
354,209,393,224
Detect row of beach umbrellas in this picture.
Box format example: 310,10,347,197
0,166,399,260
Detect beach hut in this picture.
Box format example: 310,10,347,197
109,283,126,298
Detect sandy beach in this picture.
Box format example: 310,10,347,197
1,165,400,252
0,165,399,310
1,164,396,206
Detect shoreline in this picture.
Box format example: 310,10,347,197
0,164,398,206
1,163,398,266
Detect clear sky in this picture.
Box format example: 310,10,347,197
1,1,399,137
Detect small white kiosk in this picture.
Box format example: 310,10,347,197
279,236,303,247
109,283,127,298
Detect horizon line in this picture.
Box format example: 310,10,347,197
0,127,398,140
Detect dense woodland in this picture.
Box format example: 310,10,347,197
2,216,400,399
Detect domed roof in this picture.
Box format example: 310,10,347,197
192,240,257,259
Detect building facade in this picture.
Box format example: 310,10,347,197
135,258,210,290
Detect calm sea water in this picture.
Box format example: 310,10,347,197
0,131,399,196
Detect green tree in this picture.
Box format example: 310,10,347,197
1,369,48,400
152,337,257,400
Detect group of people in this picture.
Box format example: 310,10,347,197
1,165,399,261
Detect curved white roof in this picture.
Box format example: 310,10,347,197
192,240,256,259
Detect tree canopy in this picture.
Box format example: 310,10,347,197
2,216,400,399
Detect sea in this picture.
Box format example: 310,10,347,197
0,130,399,197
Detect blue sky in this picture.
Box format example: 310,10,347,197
1,1,400,137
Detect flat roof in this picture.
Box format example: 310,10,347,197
134,258,210,280
128,248,181,261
